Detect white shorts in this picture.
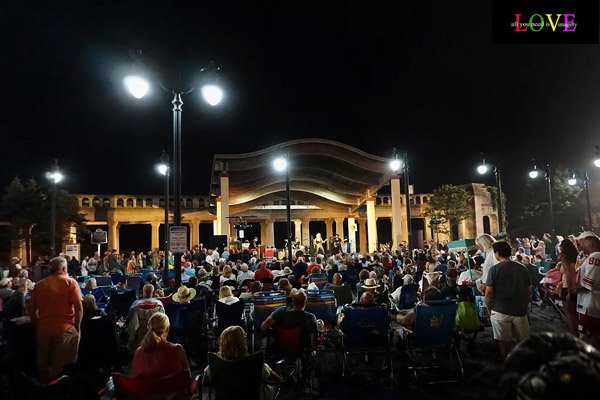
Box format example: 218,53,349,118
490,311,530,342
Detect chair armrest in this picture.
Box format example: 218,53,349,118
190,372,201,394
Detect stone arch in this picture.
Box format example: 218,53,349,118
136,198,143,207
117,198,125,207
82,198,90,207
126,198,134,207
146,198,153,207
383,197,389,204
415,197,421,205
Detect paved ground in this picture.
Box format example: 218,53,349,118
258,303,570,400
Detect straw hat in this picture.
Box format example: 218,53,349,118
172,285,196,303
0,277,12,287
283,266,292,275
361,278,380,289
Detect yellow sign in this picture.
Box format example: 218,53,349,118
349,224,357,232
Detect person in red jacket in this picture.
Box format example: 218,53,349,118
254,261,273,282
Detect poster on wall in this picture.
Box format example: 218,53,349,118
65,244,80,260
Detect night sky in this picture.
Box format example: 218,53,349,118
2,1,600,209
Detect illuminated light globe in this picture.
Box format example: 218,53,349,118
477,164,488,175
273,157,287,172
157,164,168,176
201,85,223,106
390,159,402,172
568,177,577,186
595,158,600,168
46,171,63,184
124,76,149,99
529,170,539,179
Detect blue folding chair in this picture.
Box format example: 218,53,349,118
343,269,359,292
341,303,393,379
305,289,337,326
126,275,142,292
397,283,419,310
95,276,113,287
406,299,464,383
252,291,286,351
139,269,153,282
109,273,121,285
308,273,328,289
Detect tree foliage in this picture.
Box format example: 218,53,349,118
423,184,471,240
508,167,583,238
0,177,88,263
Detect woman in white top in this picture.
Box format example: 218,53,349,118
476,234,499,293
220,265,235,284
218,286,240,305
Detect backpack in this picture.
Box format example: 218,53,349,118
455,301,481,333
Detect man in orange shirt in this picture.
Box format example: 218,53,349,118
29,256,83,383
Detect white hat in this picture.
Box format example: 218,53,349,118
0,277,13,287
576,231,600,240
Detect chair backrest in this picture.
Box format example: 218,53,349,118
342,304,390,349
109,273,121,285
308,273,328,289
252,291,286,327
330,284,353,308
126,275,143,291
343,269,358,286
240,279,253,292
79,314,119,366
412,300,458,347
398,283,419,309
274,324,304,358
94,276,112,287
128,305,163,351
222,279,238,290
107,289,137,318
80,288,92,297
305,289,337,325
113,369,191,399
139,268,153,282
157,294,174,308
208,352,263,400
215,300,244,335
165,299,207,338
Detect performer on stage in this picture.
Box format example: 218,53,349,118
313,233,325,255
250,237,259,249
331,234,343,254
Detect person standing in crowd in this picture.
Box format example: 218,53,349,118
485,241,531,359
522,237,531,256
542,233,553,260
559,238,580,335
108,249,124,274
476,234,498,294
572,231,600,348
87,252,99,275
29,256,83,383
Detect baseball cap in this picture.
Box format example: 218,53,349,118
576,231,600,240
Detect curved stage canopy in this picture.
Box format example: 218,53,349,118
210,139,396,213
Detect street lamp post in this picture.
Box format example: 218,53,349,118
390,149,411,255
477,156,504,233
568,169,592,231
274,156,293,264
530,160,555,234
124,54,223,288
156,151,170,284
47,159,63,258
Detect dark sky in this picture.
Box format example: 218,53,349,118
2,1,600,207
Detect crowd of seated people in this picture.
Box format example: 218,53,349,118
1,233,598,397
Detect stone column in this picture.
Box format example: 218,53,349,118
390,175,403,251
219,173,230,245
260,220,268,245
212,216,219,235
216,197,222,235
189,219,199,248
424,217,433,243
267,220,275,247
301,218,310,249
151,221,160,251
334,218,345,241
358,218,367,253
366,197,377,253
347,215,357,253
108,221,120,252
293,219,302,244
325,219,333,245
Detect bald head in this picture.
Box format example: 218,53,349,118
360,292,375,304
142,284,154,299
292,291,307,310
